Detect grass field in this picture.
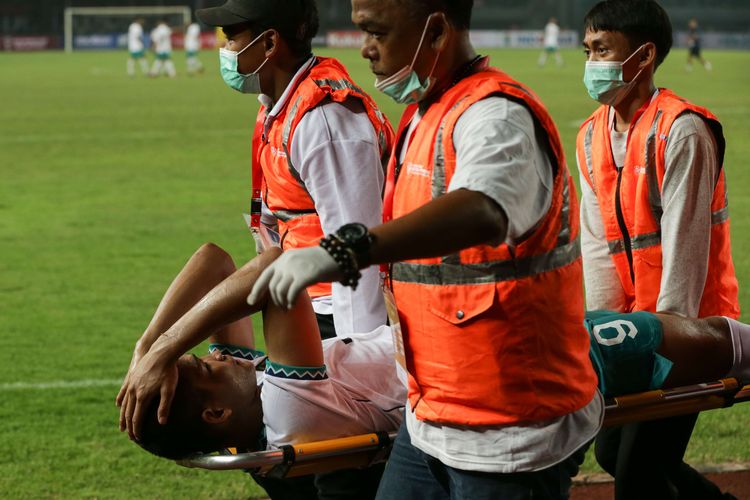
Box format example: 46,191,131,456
1,46,749,498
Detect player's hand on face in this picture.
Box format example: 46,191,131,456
118,350,178,441
247,246,342,309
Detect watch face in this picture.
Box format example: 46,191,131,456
339,223,367,243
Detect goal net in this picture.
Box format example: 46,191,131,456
64,6,191,53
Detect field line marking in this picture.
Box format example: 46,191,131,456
0,378,122,391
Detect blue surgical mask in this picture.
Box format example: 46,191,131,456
219,31,269,94
375,14,441,105
583,45,645,106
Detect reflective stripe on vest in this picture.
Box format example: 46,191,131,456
392,239,580,285
581,121,596,192
270,207,317,223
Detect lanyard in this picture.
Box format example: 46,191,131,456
249,116,265,229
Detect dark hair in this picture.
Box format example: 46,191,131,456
584,0,672,68
138,378,225,460
250,0,319,58
397,0,474,31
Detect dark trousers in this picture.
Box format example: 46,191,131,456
251,313,387,499
595,413,728,500
376,422,586,500
252,465,386,500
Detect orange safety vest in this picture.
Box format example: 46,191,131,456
385,63,598,426
576,89,739,318
251,57,394,298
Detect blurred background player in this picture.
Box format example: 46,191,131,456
686,18,712,72
149,19,177,78
127,18,149,76
184,19,204,76
538,17,564,67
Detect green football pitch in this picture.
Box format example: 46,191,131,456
1,47,749,498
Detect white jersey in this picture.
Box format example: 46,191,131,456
150,24,172,54
261,325,406,448
127,22,144,52
185,23,201,52
543,22,560,48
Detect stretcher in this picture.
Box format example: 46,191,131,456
177,377,750,478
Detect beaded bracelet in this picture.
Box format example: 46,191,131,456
319,235,362,290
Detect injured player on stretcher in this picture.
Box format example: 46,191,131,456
118,244,750,460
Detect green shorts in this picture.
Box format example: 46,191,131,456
156,52,171,61
129,50,145,59
186,50,198,58
586,310,674,397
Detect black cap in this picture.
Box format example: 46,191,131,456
196,0,277,28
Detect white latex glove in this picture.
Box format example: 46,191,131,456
247,246,343,309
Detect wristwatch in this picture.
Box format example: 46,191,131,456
334,223,374,268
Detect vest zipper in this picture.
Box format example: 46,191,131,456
614,167,636,284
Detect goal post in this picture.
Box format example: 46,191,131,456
64,6,192,53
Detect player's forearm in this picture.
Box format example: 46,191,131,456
137,244,237,355
368,189,508,265
146,248,280,362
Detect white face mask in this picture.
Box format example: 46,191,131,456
219,31,269,94
374,14,441,105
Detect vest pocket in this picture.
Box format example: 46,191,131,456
426,283,496,325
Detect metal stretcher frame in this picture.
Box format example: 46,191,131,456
177,378,750,478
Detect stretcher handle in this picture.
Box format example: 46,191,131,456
603,378,749,427
177,431,397,471
605,378,740,410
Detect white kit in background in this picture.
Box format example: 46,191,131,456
127,21,149,76
149,22,176,78
538,18,564,67
185,22,205,75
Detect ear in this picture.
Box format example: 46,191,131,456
429,12,451,52
623,42,654,81
639,42,657,69
264,29,280,58
201,407,233,424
